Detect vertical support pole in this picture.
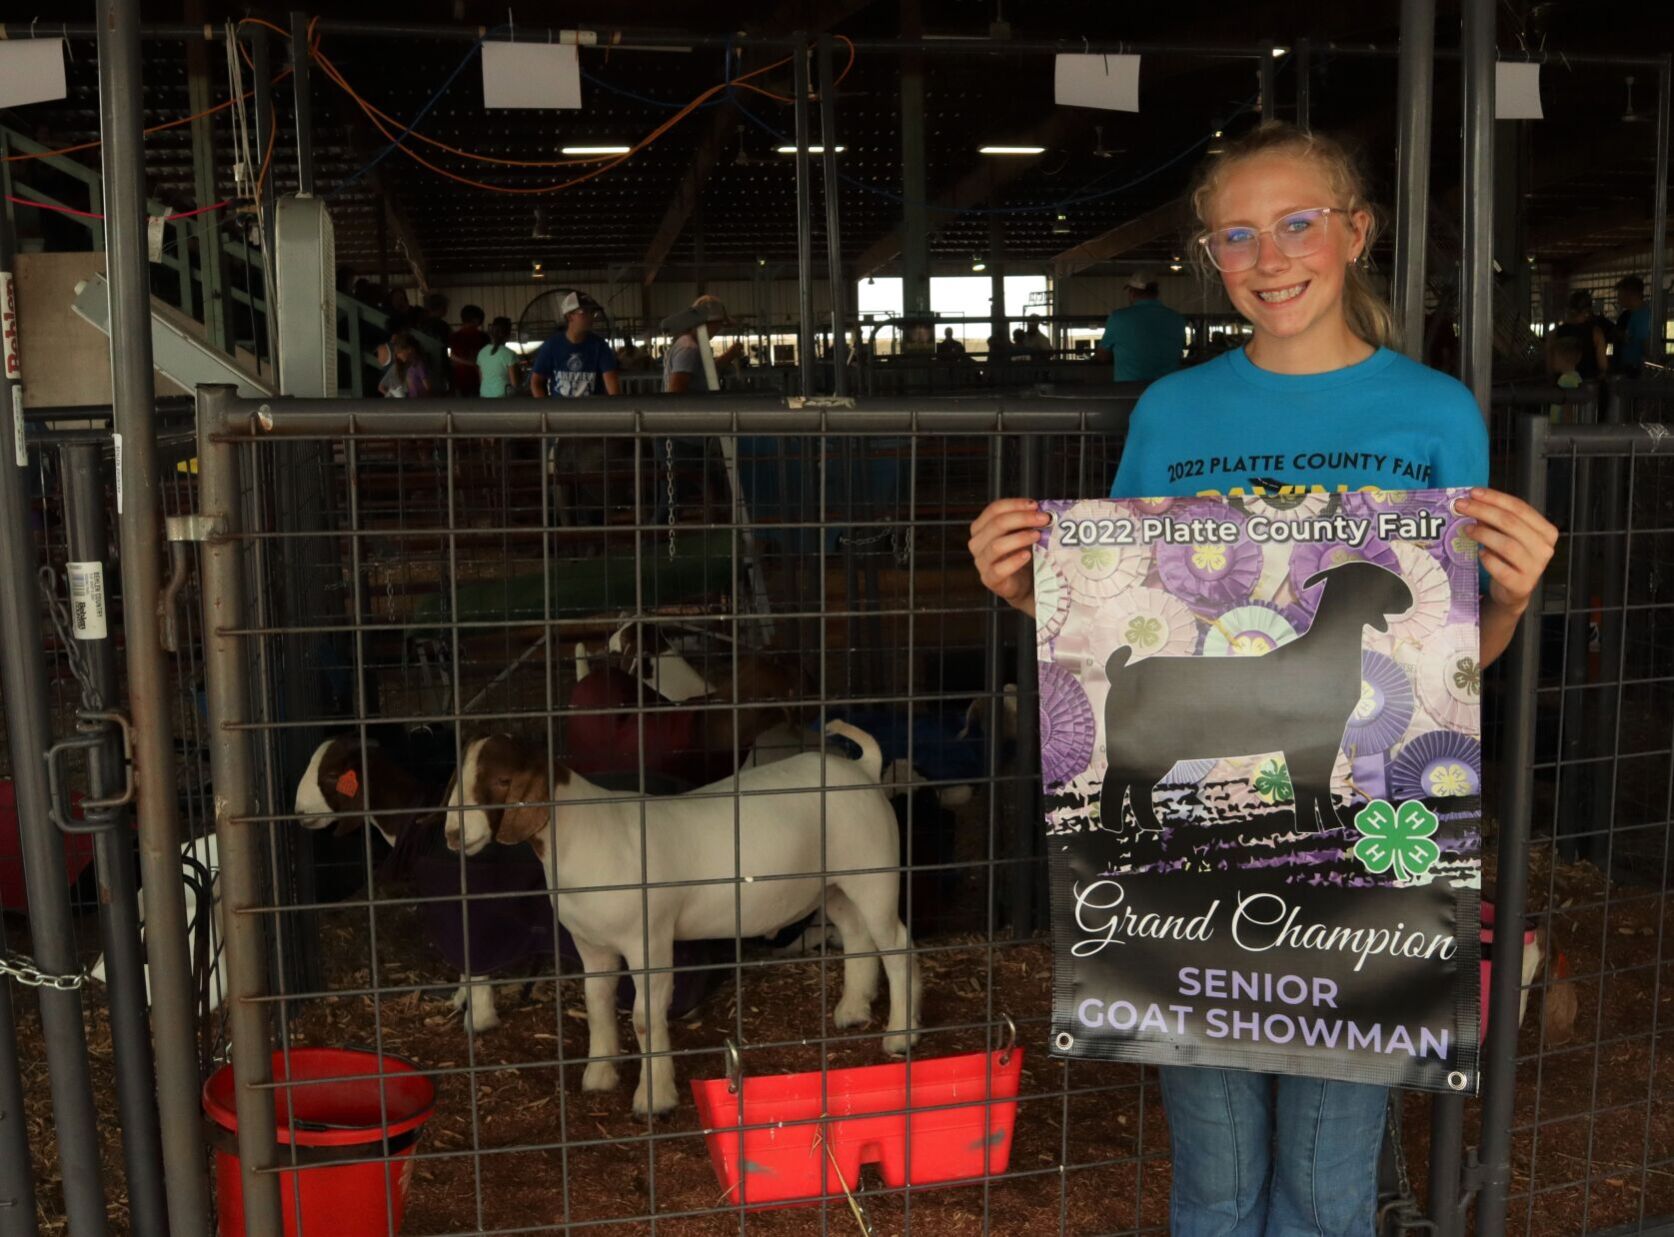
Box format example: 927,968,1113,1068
1394,0,1437,358
94,3,213,1232
1296,38,1312,131
793,36,815,396
252,28,281,376
0,163,42,1237
62,444,170,1237
818,35,849,392
195,385,283,1233
1460,0,1496,418
1474,414,1548,1237
290,10,315,195
1650,56,1670,362
900,0,931,321
1010,431,1042,937
184,3,229,352
989,209,1006,364
0,260,109,1237
1259,43,1276,123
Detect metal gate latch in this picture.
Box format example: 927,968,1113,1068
45,709,137,834
160,513,224,652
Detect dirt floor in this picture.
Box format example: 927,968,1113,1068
8,843,1670,1236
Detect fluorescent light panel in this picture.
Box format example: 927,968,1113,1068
562,145,631,155
979,145,1046,155
776,145,846,154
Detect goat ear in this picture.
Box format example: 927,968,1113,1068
497,766,552,845
1302,568,1331,591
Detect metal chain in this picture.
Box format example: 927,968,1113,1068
665,436,677,562
0,953,87,991
37,566,103,715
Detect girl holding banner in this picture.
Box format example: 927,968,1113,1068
968,123,1556,1236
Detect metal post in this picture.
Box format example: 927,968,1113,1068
989,210,1006,366
1475,414,1549,1237
290,10,315,195
1394,0,1437,358
1650,57,1670,361
1296,38,1312,131
1427,1097,1465,1237
62,444,169,1237
252,29,281,375
0,161,41,1237
0,272,109,1237
185,0,229,353
1460,0,1496,417
793,36,815,397
1260,42,1276,123
195,384,283,1232
900,0,930,321
818,35,849,391
93,2,214,1231
1010,434,1043,937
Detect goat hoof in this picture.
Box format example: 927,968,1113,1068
470,1006,501,1033
449,986,470,1011
833,997,872,1029
632,1085,678,1118
581,1062,620,1093
882,1029,919,1057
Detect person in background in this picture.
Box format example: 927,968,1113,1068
1022,314,1053,358
937,326,967,361
1009,328,1032,361
1549,334,1586,390
1613,275,1652,376
530,291,620,397
618,341,656,371
476,317,522,398
664,295,745,393
377,331,429,399
1096,270,1188,382
449,304,489,397
1547,290,1609,380
417,292,451,345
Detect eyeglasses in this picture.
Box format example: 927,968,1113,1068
1196,207,1345,273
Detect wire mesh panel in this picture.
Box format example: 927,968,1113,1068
1492,400,1674,1237
187,392,1324,1237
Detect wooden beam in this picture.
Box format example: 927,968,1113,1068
1560,226,1674,277
1527,202,1649,257
1050,198,1185,279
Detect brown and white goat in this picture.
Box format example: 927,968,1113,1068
445,721,920,1116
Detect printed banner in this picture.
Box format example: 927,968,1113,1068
1037,490,1482,1093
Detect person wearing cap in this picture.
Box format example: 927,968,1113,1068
664,295,745,394
529,291,621,398
1095,271,1188,383
1022,314,1053,359
1612,275,1653,376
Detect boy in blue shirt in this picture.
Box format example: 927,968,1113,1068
530,291,620,398
1096,272,1188,383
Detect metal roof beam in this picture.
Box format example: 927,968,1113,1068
1049,198,1185,279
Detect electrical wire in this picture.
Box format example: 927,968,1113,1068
2,194,230,222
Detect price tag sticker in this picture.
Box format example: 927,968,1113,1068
147,216,165,263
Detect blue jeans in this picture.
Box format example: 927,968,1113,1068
1159,1066,1387,1236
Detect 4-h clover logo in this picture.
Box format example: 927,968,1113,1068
1125,616,1163,648
1191,544,1228,571
1253,758,1293,804
1352,799,1440,882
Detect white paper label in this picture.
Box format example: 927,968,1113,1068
11,386,24,467
0,40,68,110
1054,54,1141,113
113,432,123,514
147,216,166,263
67,562,108,640
1495,62,1543,120
1,269,19,380
481,43,582,109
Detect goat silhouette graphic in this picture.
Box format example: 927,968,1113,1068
1101,560,1415,835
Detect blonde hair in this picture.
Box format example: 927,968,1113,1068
1189,122,1398,351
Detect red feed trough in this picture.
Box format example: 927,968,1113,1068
691,1049,1024,1209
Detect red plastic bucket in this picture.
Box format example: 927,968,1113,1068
692,1049,1024,1209
203,1047,435,1237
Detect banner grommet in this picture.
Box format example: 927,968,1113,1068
1054,1031,1075,1052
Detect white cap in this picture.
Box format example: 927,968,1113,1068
559,291,585,317
1126,270,1159,291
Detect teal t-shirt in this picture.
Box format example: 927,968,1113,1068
1110,346,1488,501
476,343,518,398
1099,299,1188,383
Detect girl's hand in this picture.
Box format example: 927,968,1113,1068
1457,487,1558,613
969,498,1051,616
